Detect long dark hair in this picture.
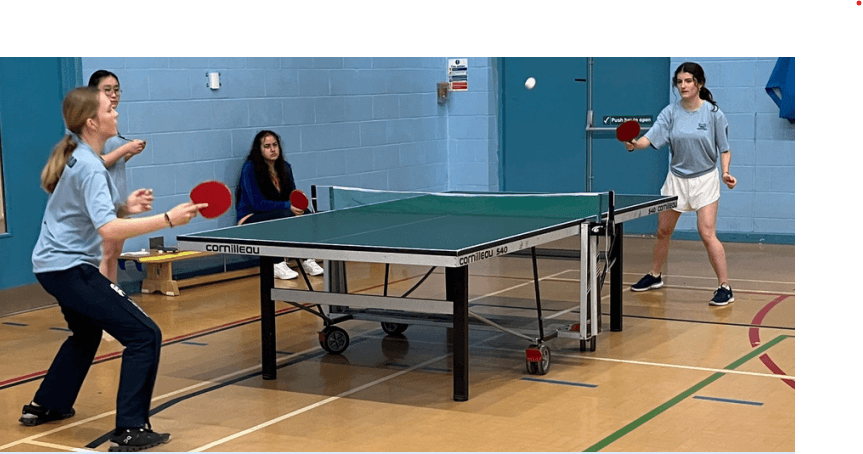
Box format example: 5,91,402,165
237,130,291,205
87,69,119,88
673,62,718,111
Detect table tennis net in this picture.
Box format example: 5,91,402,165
325,186,612,221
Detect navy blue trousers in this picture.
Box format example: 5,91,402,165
34,265,162,429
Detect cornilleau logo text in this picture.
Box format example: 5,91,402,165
648,202,677,214
459,249,493,265
205,244,261,254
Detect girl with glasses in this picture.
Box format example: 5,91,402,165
88,70,148,284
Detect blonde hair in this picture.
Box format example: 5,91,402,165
41,87,101,193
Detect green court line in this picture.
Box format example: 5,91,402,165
584,334,790,452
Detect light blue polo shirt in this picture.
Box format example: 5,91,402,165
104,135,129,197
32,141,122,273
645,101,731,178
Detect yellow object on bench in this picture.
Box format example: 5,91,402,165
119,250,258,296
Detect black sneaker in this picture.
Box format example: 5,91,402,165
109,426,171,452
19,403,75,426
630,273,663,292
710,284,734,306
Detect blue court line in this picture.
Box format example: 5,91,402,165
49,327,72,332
180,341,208,346
276,351,294,356
2,322,27,327
522,377,597,388
693,395,763,406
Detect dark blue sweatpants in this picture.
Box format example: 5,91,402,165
34,265,162,429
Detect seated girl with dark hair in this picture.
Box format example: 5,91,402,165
236,130,323,279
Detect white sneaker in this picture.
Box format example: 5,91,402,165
302,259,324,276
274,261,298,280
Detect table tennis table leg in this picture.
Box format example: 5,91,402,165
446,266,469,402
260,256,278,379
610,223,624,332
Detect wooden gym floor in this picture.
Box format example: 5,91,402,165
0,237,794,452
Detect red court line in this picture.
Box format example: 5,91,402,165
0,371,47,387
0,306,300,389
759,353,796,389
749,294,794,389
749,294,791,345
1,271,424,389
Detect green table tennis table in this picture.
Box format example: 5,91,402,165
177,187,676,402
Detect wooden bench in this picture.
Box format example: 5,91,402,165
119,250,258,296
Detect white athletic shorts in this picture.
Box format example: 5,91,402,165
661,168,720,212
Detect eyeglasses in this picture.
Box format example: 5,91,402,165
100,87,122,96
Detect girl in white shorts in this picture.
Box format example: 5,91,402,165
623,62,738,306
662,168,721,212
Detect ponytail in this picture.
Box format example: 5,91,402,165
41,86,100,193
700,86,719,112
41,135,78,193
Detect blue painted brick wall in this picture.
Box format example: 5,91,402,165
446,57,499,192
82,57,499,253
82,56,789,253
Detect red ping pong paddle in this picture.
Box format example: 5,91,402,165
290,189,309,212
616,120,641,147
190,181,232,219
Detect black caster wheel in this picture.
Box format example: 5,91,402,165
525,344,551,375
319,326,350,354
381,322,408,336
